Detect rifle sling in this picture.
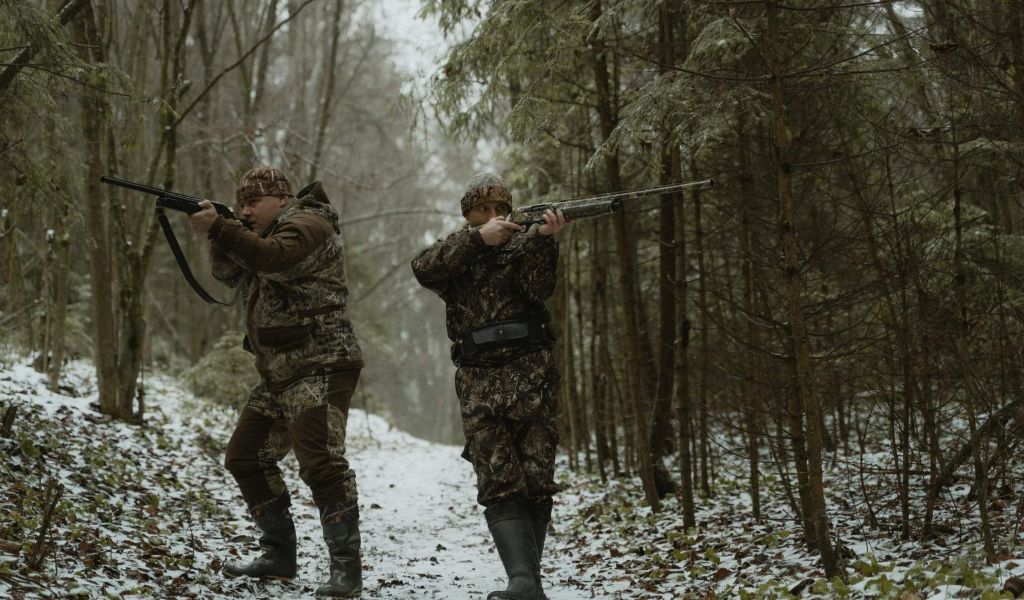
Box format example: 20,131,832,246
156,204,239,306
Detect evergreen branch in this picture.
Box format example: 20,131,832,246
0,63,133,98
696,0,898,10
616,20,928,83
792,141,904,168
616,46,768,82
784,23,929,79
0,0,89,95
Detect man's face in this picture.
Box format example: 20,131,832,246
466,201,510,227
240,194,289,234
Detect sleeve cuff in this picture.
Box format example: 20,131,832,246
207,215,227,240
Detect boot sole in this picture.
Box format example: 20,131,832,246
315,586,362,598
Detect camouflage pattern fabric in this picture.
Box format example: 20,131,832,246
412,218,561,506
210,187,364,392
456,348,560,506
411,225,558,365
225,370,360,508
236,165,293,204
460,172,512,215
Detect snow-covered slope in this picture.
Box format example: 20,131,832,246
3,358,1024,599
0,360,587,599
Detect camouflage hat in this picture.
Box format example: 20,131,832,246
236,166,293,204
461,172,512,216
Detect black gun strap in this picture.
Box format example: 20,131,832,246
156,205,238,306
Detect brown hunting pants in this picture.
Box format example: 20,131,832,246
224,369,360,509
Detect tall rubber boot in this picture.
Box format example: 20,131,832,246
484,500,546,600
316,503,362,598
223,492,297,579
526,498,552,561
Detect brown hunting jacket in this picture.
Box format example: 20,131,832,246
209,184,364,391
411,224,558,365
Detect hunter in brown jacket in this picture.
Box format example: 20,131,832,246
190,166,364,598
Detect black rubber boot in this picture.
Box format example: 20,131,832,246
526,499,552,561
223,492,297,579
316,503,362,598
485,500,546,600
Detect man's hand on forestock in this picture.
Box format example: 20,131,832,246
189,200,218,235
538,208,568,236
479,216,522,246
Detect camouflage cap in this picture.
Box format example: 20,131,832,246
461,172,513,216
236,166,293,204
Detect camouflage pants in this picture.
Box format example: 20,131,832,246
455,348,560,507
224,369,360,509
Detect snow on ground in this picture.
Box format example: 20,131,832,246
3,358,1024,599
0,359,593,599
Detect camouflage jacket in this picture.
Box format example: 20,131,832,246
411,224,558,365
209,184,364,391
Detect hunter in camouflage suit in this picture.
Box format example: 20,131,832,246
189,166,364,598
411,173,567,600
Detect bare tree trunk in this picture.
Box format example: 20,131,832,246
310,0,345,180
560,243,579,471
693,164,711,497
765,1,836,575
588,0,660,512
46,202,71,391
591,221,609,483
785,354,814,542
39,228,53,372
649,0,679,499
572,232,592,473
249,0,280,129
112,0,198,420
738,116,761,521
951,132,995,558
3,211,35,351
675,149,696,528
73,4,120,415
1008,0,1024,234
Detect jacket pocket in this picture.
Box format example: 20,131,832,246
256,324,314,351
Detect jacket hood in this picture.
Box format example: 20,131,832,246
290,181,340,233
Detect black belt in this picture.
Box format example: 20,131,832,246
454,319,552,365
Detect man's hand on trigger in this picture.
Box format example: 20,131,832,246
538,209,568,236
189,200,218,234
479,216,521,246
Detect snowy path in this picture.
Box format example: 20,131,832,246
0,360,591,599
14,358,1020,599
209,408,590,599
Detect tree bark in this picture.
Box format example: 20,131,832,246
693,163,711,497
310,0,346,181
764,1,836,575
572,231,592,473
73,3,120,415
737,114,761,522
588,0,659,512
649,0,680,499
591,221,610,483
46,202,71,391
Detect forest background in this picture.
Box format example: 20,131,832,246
4,0,1024,585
